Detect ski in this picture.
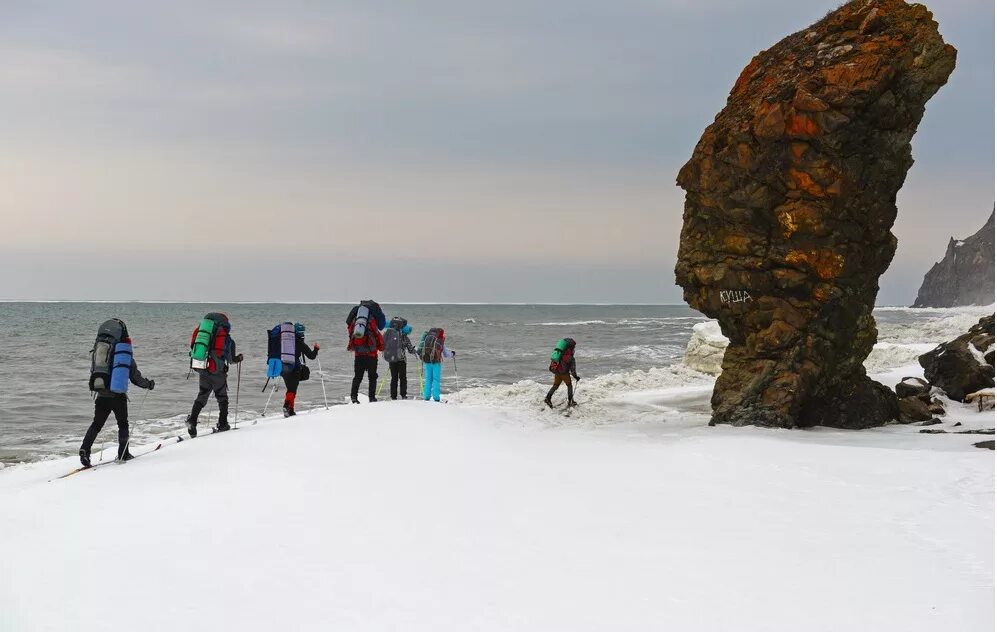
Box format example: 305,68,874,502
52,443,164,481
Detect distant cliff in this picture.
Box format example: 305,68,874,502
913,210,994,307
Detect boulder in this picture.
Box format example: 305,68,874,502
896,377,930,398
973,440,995,450
913,210,995,308
898,396,934,422
919,315,995,401
674,0,956,428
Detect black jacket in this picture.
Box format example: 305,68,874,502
97,359,152,398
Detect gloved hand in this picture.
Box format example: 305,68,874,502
234,354,244,363
313,344,320,352
147,380,155,391
573,375,581,382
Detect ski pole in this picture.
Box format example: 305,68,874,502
234,362,242,427
317,356,329,409
375,373,386,399
262,383,279,417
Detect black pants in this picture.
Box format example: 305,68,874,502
190,371,229,425
546,374,574,403
82,396,129,458
351,356,378,400
389,360,408,399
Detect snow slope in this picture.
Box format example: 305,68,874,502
1,396,992,631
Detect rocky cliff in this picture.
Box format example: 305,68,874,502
913,211,995,307
674,0,956,428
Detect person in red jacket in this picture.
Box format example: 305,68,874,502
348,321,384,403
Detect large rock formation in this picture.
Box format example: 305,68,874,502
919,314,995,401
912,210,995,307
674,0,956,429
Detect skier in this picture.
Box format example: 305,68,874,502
347,313,384,403
185,312,243,436
80,318,155,467
545,338,580,408
383,317,418,400
282,323,320,416
416,328,455,402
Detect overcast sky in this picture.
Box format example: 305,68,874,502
1,0,992,304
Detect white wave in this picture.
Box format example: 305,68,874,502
525,320,610,326
874,304,995,313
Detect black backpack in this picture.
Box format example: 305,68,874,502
89,319,126,392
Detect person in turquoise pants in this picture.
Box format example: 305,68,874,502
416,328,455,402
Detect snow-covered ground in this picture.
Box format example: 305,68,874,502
1,364,993,631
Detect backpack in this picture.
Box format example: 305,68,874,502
383,317,408,363
266,322,298,377
89,319,126,393
419,328,445,364
191,312,230,374
346,300,386,332
549,338,576,374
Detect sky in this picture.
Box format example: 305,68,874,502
1,0,993,304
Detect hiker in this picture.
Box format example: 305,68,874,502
416,328,456,402
383,317,418,399
185,312,243,436
545,338,580,408
80,318,155,467
279,323,319,416
346,300,386,403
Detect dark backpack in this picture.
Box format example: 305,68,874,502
383,317,408,362
420,328,445,363
549,338,576,374
89,319,126,392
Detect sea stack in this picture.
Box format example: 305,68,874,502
674,0,956,428
912,210,995,308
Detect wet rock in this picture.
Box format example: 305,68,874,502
919,315,995,401
896,377,930,399
916,418,942,427
956,428,995,435
898,396,934,422
919,428,948,434
973,440,995,450
674,0,956,429
913,210,994,308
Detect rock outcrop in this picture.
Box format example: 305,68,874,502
919,314,995,401
913,211,995,307
674,0,956,429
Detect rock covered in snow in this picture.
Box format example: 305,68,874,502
919,314,995,401
913,210,995,308
895,376,930,399
674,0,956,429
682,321,729,375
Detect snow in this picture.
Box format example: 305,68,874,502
968,341,990,367
1,380,993,631
682,320,728,375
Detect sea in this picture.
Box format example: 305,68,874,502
0,302,989,464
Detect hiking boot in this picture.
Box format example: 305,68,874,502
186,416,198,438
351,397,360,404
369,397,378,403
215,422,231,432
566,400,578,408
283,403,293,418
117,450,134,462
79,449,91,469
544,397,553,409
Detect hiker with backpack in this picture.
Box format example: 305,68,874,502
346,300,386,403
80,318,155,467
545,338,580,408
185,312,243,436
416,328,456,402
383,317,418,400
265,322,319,417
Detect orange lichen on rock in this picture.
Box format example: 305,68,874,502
784,249,845,280
787,168,824,196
